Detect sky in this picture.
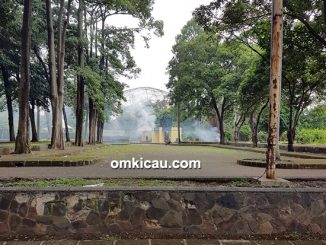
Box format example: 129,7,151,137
110,0,212,91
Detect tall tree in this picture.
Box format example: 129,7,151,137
168,20,258,144
75,0,86,146
266,0,284,179
15,0,33,153
194,0,326,152
1,66,16,141
0,1,21,142
46,0,72,150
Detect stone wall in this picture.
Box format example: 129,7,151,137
0,187,325,239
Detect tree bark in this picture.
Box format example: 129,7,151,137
266,0,283,179
249,111,258,147
324,0,326,23
96,116,104,144
29,103,38,142
1,66,15,141
63,105,70,142
250,101,268,148
210,95,226,144
75,0,85,146
84,98,89,139
287,127,295,152
88,98,97,144
233,113,245,144
37,106,40,139
177,103,181,144
15,0,32,154
45,111,51,139
49,0,72,150
45,0,55,143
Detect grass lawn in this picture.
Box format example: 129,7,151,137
1,177,259,188
0,144,243,162
0,143,325,167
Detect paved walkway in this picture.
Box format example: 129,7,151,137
1,240,326,245
0,144,326,179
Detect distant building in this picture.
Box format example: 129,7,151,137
151,127,182,144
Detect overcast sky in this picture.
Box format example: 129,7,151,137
110,0,212,91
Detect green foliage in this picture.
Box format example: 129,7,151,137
224,129,232,142
296,129,326,144
299,104,326,130
239,125,251,142
155,108,176,127
194,0,326,146
258,131,267,143
168,19,258,119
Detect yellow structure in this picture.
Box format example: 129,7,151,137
151,127,182,144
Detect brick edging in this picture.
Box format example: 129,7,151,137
237,159,326,169
0,159,97,167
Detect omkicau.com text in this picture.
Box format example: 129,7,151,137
110,157,201,170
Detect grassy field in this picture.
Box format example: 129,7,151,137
0,143,325,166
0,143,242,161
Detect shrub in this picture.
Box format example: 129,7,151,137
225,129,232,142
239,125,251,141
280,132,287,142
258,131,267,143
296,128,326,144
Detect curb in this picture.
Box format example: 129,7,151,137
0,159,97,167
237,159,326,169
176,143,326,159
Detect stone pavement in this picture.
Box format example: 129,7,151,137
0,144,326,179
1,240,326,245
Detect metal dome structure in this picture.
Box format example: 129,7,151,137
123,87,168,105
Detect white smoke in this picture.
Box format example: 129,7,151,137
182,121,220,142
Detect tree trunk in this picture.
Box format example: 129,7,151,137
95,19,98,57
250,101,268,148
84,98,89,139
63,105,70,142
287,102,294,152
75,0,85,147
249,111,258,147
96,116,104,144
177,103,181,144
266,0,283,179
210,95,226,144
15,0,32,154
287,128,295,152
324,0,326,24
233,113,245,144
100,15,106,70
45,111,51,139
88,98,97,144
1,66,15,141
29,103,38,142
45,0,56,144
219,117,225,144
37,106,40,139
49,0,72,150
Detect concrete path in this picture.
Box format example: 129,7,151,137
0,144,326,179
1,240,325,244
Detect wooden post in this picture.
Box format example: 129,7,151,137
266,0,283,179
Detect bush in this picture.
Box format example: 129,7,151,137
224,129,232,142
296,128,326,144
239,125,251,141
280,132,287,142
258,131,268,143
